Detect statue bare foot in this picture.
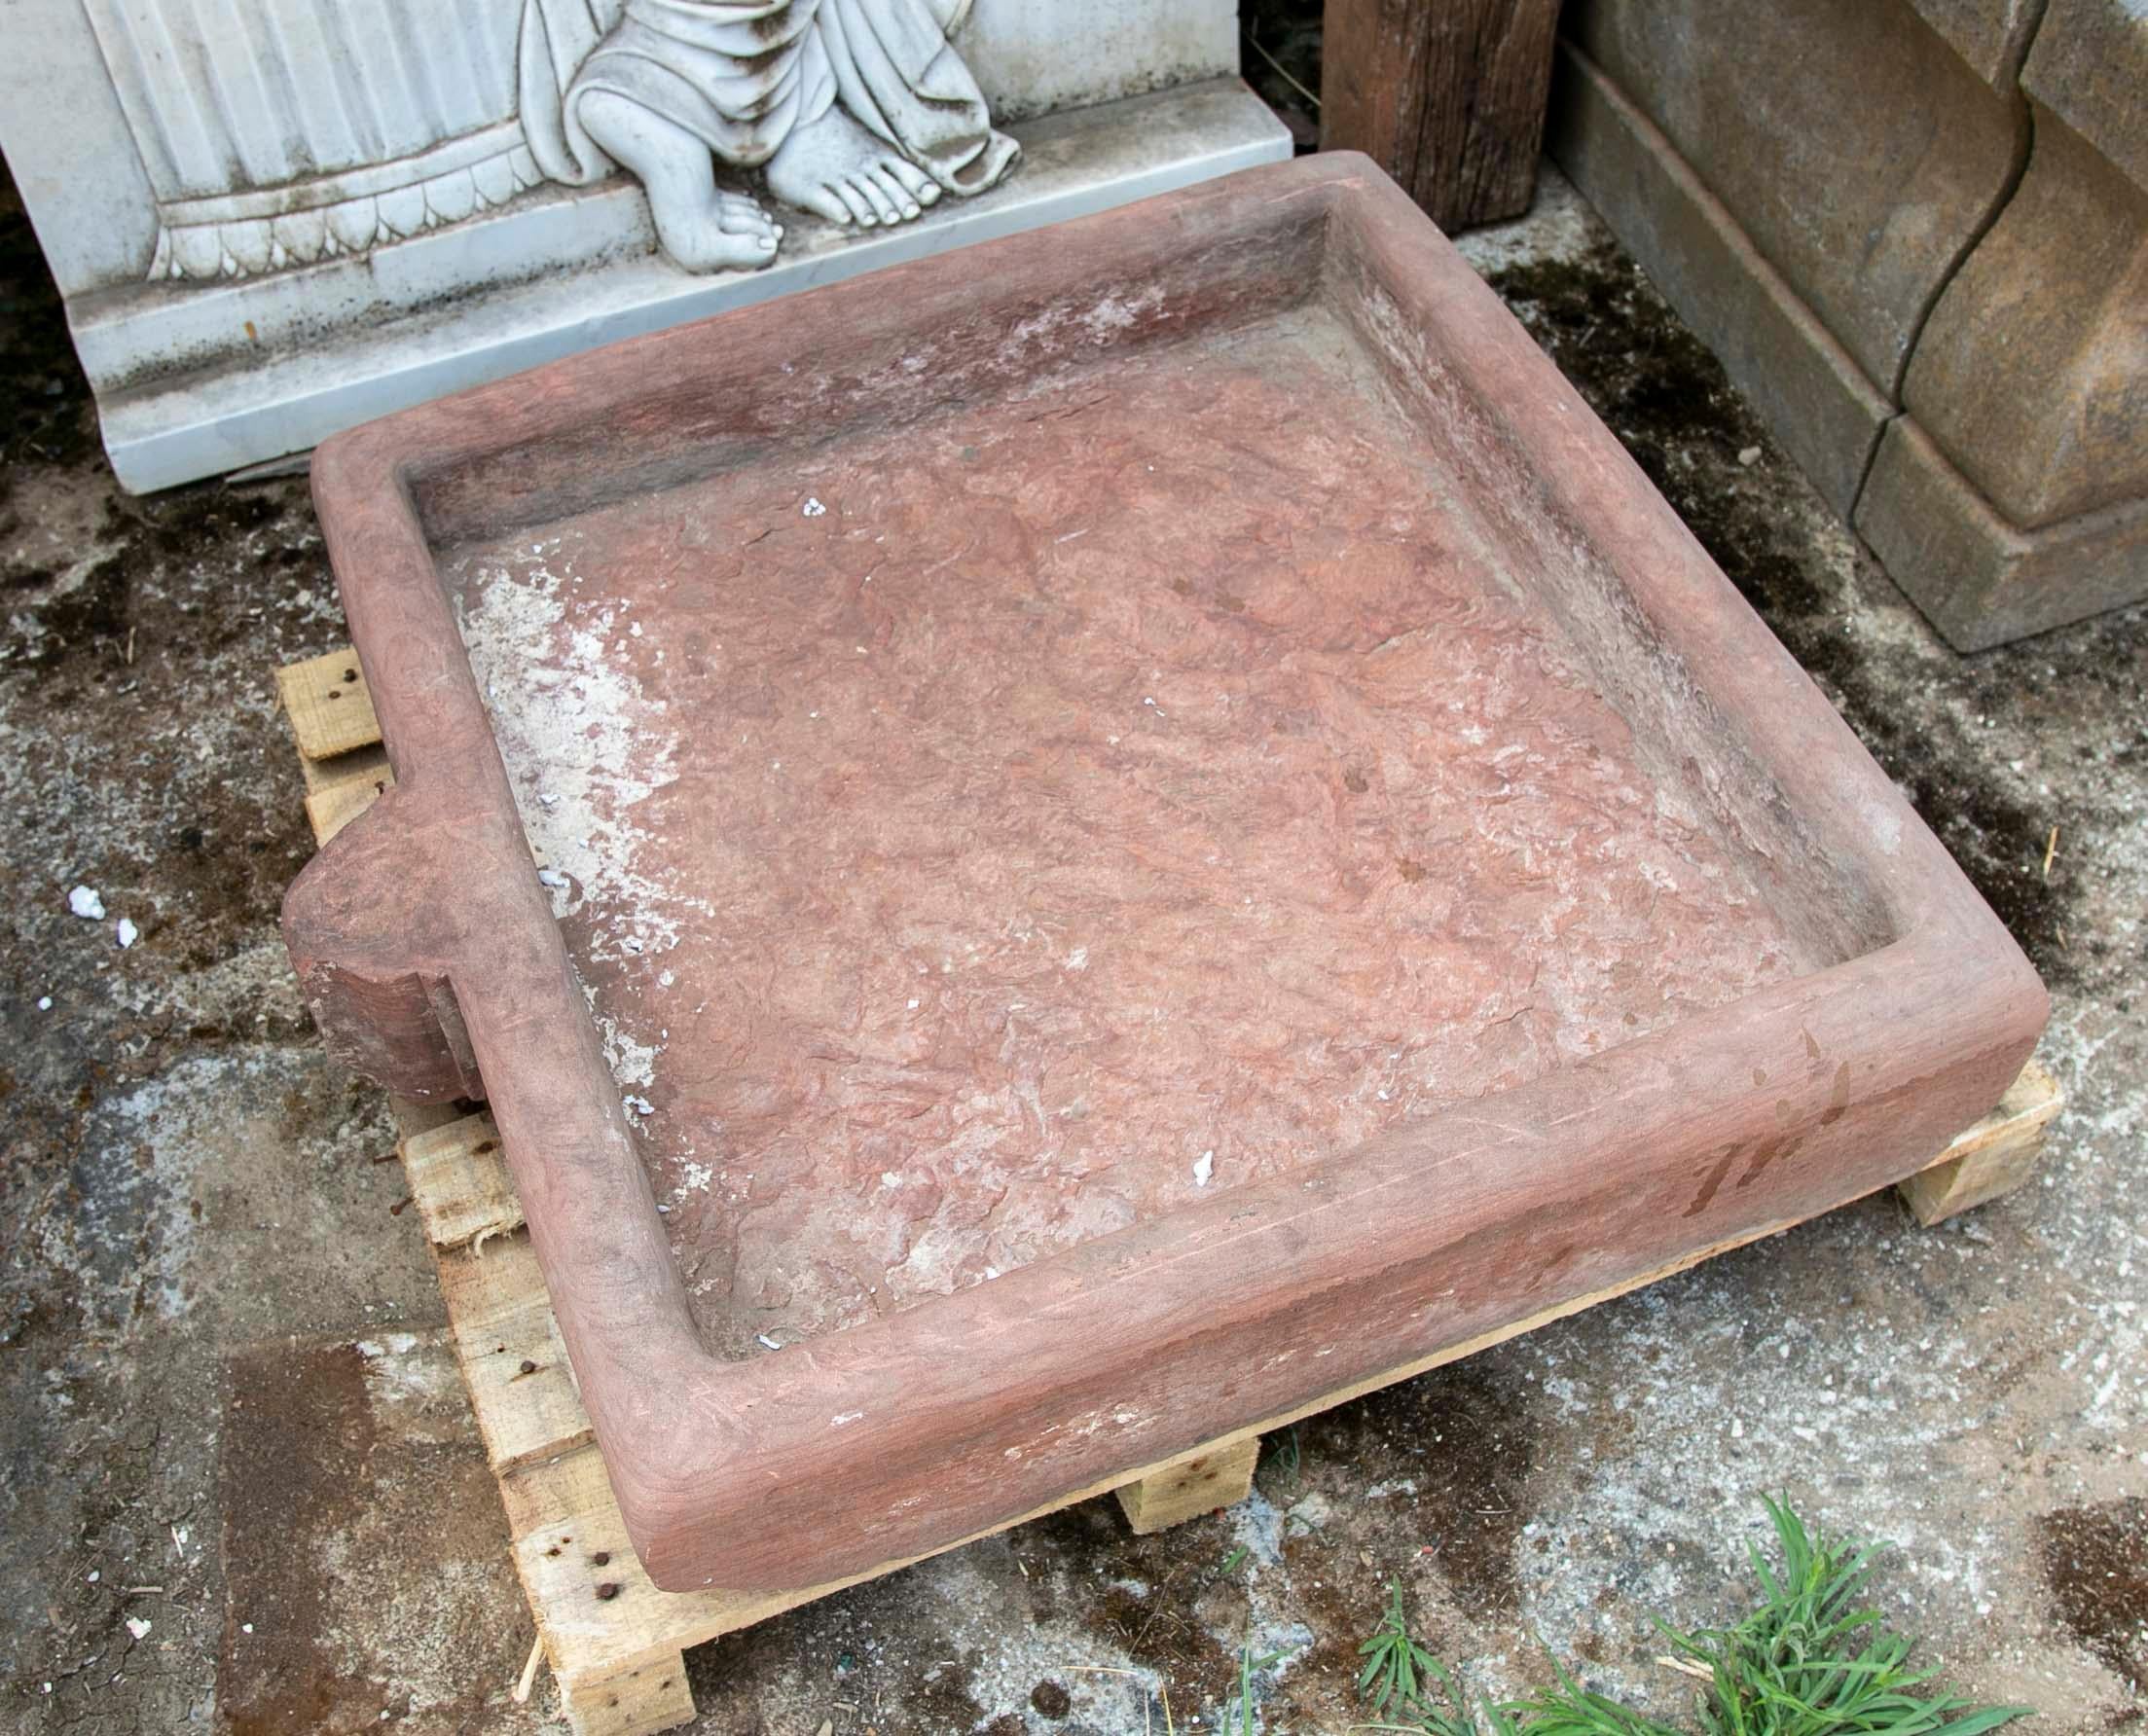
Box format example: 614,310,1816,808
765,104,941,228
577,91,783,271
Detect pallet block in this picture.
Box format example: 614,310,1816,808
274,647,394,845
1896,1059,2061,1224
1116,1437,1262,1535
280,650,2059,1734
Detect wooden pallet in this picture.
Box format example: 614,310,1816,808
277,647,2062,1736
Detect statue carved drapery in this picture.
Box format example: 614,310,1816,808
83,0,1015,282
520,0,1019,263
84,0,537,280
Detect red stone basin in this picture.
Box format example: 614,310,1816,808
284,154,2045,1594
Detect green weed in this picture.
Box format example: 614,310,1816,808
1350,1499,2031,1736
1359,1582,1441,1717
1223,1633,1290,1734
1658,1497,2031,1736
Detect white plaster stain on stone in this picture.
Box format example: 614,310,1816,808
455,539,693,1114
455,541,691,963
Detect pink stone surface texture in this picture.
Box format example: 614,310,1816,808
284,154,2046,1594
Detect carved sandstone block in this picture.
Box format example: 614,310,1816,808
1903,113,2148,531
1856,1,2148,646
1546,44,1893,517
1560,0,2020,400
1554,0,2148,645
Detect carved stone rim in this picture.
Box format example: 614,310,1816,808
285,154,2048,1596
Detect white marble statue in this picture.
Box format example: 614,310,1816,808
521,0,1021,271
4,0,1280,487
92,0,1016,282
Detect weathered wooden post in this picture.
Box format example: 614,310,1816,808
1320,0,1561,231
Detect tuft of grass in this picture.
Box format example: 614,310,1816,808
1350,1499,2032,1736
1222,1634,1289,1734
1502,1662,1683,1736
1410,1657,1525,1736
1657,1497,2032,1736
1269,1425,1303,1491
1360,1582,1440,1717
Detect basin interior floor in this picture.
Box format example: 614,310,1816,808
447,298,1809,1357
1,162,2142,1731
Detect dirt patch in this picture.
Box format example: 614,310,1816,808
1172,1357,1548,1729
2038,1499,2147,1691
1031,1496,1246,1715
0,483,329,993
1308,1360,1537,1618
218,1340,383,1733
218,1333,540,1734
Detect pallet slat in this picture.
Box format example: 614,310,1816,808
556,1655,695,1736
276,646,383,762
437,1236,591,1475
277,644,395,848
304,755,394,844
403,1113,523,1249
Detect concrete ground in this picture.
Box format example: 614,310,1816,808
0,149,2141,1734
